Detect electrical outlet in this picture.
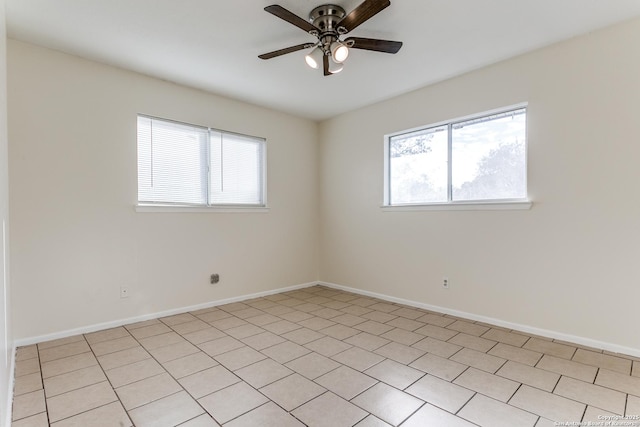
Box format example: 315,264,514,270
210,273,220,284
120,286,129,298
442,277,450,289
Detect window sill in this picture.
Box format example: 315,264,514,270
136,204,270,213
381,200,532,211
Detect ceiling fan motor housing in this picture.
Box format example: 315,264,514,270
309,4,346,34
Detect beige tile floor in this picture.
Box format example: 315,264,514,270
11,285,640,426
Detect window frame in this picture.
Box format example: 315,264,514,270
136,114,268,213
383,104,531,211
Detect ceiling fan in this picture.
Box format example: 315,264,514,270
258,0,403,76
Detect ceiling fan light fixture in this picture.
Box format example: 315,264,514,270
328,56,344,74
304,46,323,69
331,41,349,63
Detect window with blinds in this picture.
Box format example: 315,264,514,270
137,115,265,207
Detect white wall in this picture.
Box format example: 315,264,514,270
0,0,12,424
6,14,640,358
319,18,640,352
8,40,319,340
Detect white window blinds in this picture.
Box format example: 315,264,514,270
209,131,264,205
137,115,265,207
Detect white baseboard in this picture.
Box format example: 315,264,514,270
14,281,320,347
319,281,640,359
15,280,640,359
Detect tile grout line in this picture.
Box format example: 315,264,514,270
154,304,329,425
78,333,130,426
36,350,49,426
14,285,640,427
90,321,210,422
124,316,220,424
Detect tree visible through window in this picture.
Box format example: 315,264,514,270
386,107,527,205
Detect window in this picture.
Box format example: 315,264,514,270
137,115,265,207
385,106,527,207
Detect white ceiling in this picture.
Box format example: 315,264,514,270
6,1,640,121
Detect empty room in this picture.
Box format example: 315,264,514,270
1,0,640,426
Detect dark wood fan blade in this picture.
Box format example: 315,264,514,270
264,5,319,34
323,54,331,76
337,0,391,33
258,43,313,60
345,37,402,54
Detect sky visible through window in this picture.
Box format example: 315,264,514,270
389,109,526,204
